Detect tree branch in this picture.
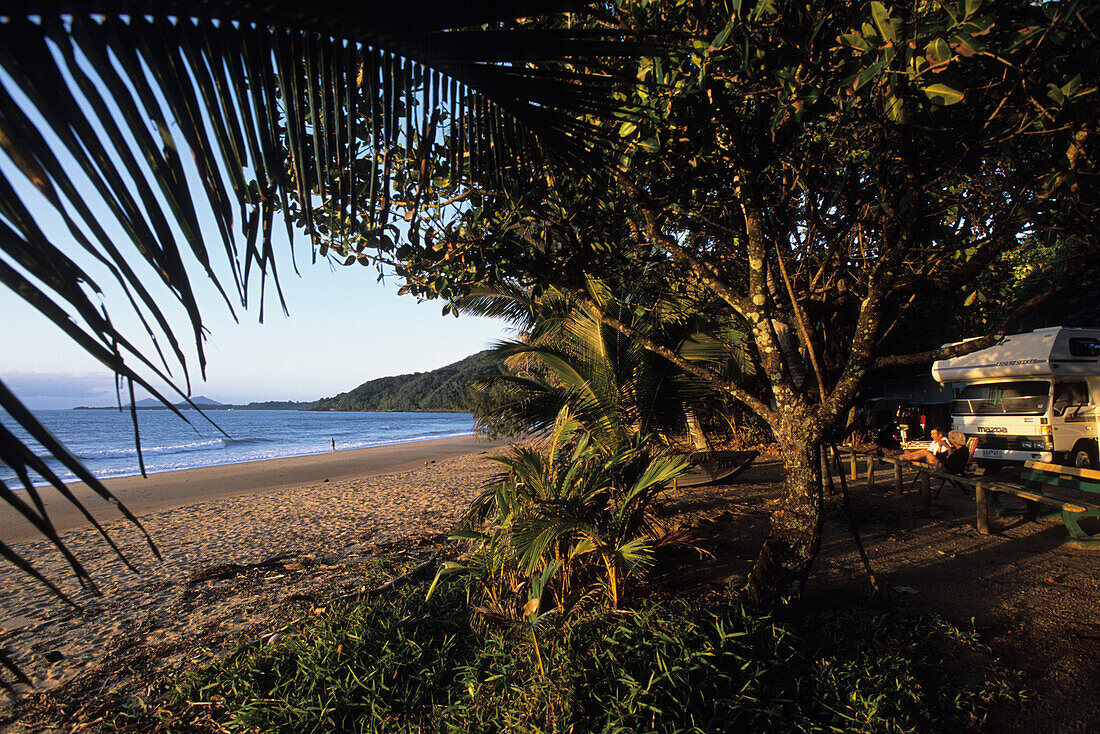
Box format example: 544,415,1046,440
873,333,1004,369
615,172,751,315
774,239,826,403
874,241,1099,369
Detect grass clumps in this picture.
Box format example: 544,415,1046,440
108,568,1021,733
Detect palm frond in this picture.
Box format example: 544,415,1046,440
452,285,540,327
0,1,658,685
437,409,688,614
468,279,756,450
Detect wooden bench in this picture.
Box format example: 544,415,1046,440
974,462,1100,548
1010,461,1100,549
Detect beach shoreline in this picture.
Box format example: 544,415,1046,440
1,435,507,544
0,440,511,708
2,449,1097,731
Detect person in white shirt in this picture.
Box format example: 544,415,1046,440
898,427,950,466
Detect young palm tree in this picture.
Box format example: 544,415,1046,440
429,408,689,617
457,278,758,451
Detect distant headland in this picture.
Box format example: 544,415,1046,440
74,397,312,411
74,351,502,413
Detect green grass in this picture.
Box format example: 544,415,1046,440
107,564,1023,733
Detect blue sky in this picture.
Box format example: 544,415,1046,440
0,258,510,409
1,252,510,410
0,49,512,411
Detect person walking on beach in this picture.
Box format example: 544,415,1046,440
331,437,335,452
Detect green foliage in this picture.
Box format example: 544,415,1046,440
358,0,1097,394
114,569,480,733
310,351,504,412
878,232,1100,358
307,0,1099,602
463,280,754,448
108,575,1023,733
0,1,652,636
430,410,691,615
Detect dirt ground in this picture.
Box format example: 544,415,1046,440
653,457,1100,734
4,455,1098,732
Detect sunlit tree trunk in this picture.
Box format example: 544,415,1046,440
746,410,824,603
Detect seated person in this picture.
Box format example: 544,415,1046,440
898,427,950,466
940,430,971,474
899,429,970,473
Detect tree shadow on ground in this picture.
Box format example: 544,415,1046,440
651,458,1100,734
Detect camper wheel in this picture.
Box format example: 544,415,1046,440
1070,440,1099,470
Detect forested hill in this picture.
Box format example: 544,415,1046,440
309,351,504,412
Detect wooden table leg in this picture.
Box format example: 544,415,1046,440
920,472,931,507
975,483,990,534
894,463,903,496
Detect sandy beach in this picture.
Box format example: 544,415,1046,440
0,436,502,544
0,436,507,719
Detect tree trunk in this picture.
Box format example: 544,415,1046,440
685,408,712,452
746,426,824,603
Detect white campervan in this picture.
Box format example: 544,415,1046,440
931,327,1100,469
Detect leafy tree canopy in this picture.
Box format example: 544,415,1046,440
313,0,1098,600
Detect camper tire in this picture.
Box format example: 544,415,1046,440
1070,440,1098,470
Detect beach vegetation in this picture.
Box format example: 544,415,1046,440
458,279,764,449
106,564,1023,733
429,409,691,617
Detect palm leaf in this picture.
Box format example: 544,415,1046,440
0,0,661,685
469,283,747,449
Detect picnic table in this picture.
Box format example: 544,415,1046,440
828,450,1100,548
980,461,1100,549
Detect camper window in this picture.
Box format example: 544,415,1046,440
1069,338,1100,357
951,381,1050,416
1053,381,1089,416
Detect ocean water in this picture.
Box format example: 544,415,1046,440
2,409,475,486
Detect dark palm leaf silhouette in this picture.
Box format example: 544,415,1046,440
0,0,654,684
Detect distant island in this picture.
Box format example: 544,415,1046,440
75,396,315,411
75,351,503,413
